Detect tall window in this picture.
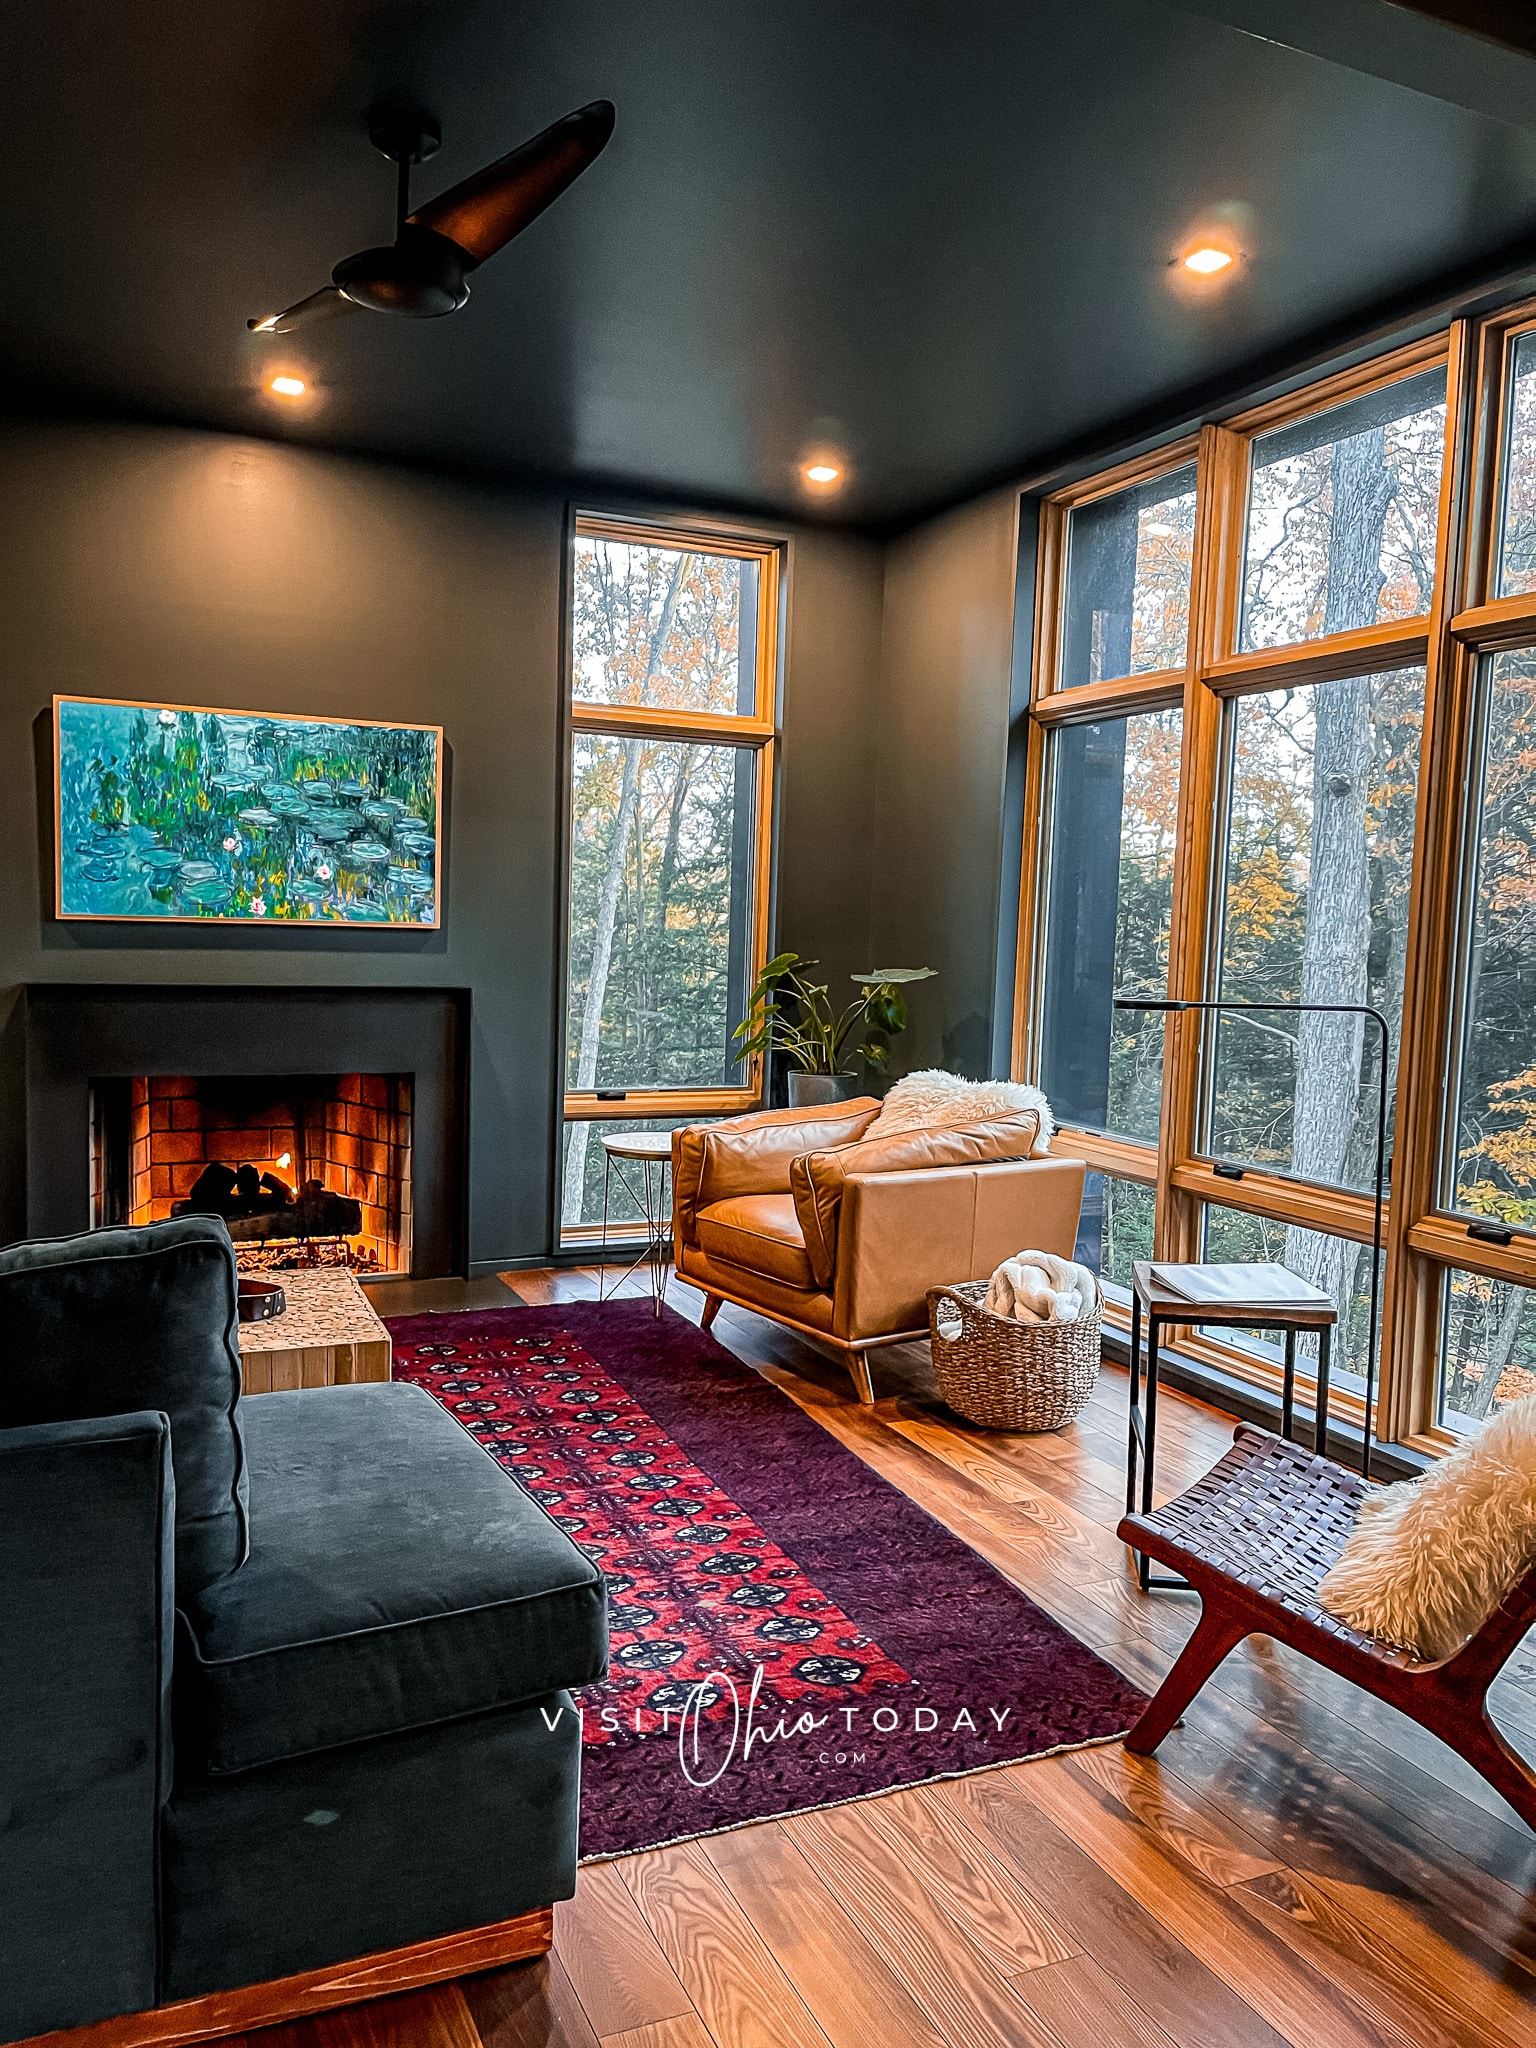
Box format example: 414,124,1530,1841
561,518,779,1239
1448,649,1536,1231
1014,317,1536,1455
1038,707,1181,1142
1211,664,1423,1206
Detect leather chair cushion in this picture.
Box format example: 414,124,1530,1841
673,1100,880,1245
790,1111,1042,1289
677,1242,836,1332
175,1381,608,1776
694,1193,818,1291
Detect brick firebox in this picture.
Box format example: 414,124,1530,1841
118,1073,413,1274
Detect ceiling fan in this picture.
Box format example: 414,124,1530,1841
249,98,615,335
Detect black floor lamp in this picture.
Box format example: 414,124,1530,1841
1113,996,1390,1480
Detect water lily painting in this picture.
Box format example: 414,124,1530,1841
54,697,441,926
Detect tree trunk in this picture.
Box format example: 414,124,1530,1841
562,556,687,1225
1284,429,1395,1324
1466,1282,1528,1423
637,755,694,1075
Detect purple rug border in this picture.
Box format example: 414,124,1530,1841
385,1298,1149,1858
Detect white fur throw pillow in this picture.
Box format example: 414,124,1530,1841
1318,1395,1536,1661
865,1070,1054,1156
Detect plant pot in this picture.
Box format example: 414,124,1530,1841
787,1071,861,1108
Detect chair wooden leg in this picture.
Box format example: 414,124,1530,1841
848,1348,876,1405
1454,1708,1536,1835
700,1292,723,1332
1123,1604,1249,1755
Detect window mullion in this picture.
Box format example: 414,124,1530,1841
1156,421,1244,1265
1378,316,1481,1442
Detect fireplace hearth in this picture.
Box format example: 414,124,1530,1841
93,1072,413,1274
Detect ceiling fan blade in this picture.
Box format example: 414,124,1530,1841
407,99,615,266
247,286,361,334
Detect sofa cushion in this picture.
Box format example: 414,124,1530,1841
175,1381,608,1776
695,1193,818,1291
0,1216,248,1591
789,1112,1042,1289
673,1100,879,1245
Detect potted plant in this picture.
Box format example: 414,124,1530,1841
734,954,936,1106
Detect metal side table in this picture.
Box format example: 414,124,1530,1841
1126,1261,1337,1591
598,1129,673,1316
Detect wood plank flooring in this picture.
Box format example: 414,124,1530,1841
328,1264,1536,2048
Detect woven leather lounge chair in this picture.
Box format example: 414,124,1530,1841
671,1098,1085,1402
1118,1426,1536,1832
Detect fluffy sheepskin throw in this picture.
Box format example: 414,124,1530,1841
866,1070,1054,1156
1318,1395,1536,1661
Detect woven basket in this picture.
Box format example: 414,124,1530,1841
926,1277,1102,1431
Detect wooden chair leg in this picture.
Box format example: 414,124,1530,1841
700,1292,724,1332
848,1348,876,1405
1454,1708,1536,1835
1123,1605,1249,1755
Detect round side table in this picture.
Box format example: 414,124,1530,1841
598,1129,673,1315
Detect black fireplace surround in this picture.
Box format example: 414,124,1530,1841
12,986,470,1277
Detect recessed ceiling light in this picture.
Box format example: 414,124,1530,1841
267,373,308,399
1145,521,1173,537
804,461,842,486
1183,246,1233,276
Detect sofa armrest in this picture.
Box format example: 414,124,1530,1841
0,1411,174,2040
831,1156,1087,1338
672,1099,880,1247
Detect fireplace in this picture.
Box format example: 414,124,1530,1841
92,1073,414,1274
16,986,469,1279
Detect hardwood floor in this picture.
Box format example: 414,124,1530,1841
336,1264,1536,2048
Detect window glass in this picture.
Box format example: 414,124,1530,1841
1451,651,1536,1233
572,535,758,716
1239,369,1446,652
566,734,754,1102
1202,1204,1375,1406
1060,464,1197,689
1211,667,1422,1197
1074,1173,1155,1300
560,1116,717,1237
1439,1268,1536,1435
1496,332,1536,598
1039,708,1182,1139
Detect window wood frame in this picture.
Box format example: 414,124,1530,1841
561,514,782,1136
1010,318,1536,1451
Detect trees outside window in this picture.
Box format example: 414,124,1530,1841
1039,708,1181,1142
1238,370,1446,651
561,520,778,1239
1211,667,1423,1331
1440,1269,1536,1432
1061,465,1197,689
1023,319,1536,1450
1450,651,1536,1238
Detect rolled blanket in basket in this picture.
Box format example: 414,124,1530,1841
983,1249,1097,1324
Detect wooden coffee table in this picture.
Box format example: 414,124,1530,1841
238,1267,392,1393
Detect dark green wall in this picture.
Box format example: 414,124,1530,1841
870,487,1023,1079
0,420,883,1268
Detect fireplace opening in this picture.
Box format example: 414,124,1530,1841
91,1073,413,1275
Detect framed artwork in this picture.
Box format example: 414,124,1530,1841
53,697,442,926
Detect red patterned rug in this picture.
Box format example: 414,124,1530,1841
386,1299,1146,1858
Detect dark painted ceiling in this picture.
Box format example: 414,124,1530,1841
6,0,1536,527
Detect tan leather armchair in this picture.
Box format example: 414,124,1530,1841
671,1098,1086,1403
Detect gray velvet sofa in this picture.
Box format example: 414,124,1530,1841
0,1217,608,2047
